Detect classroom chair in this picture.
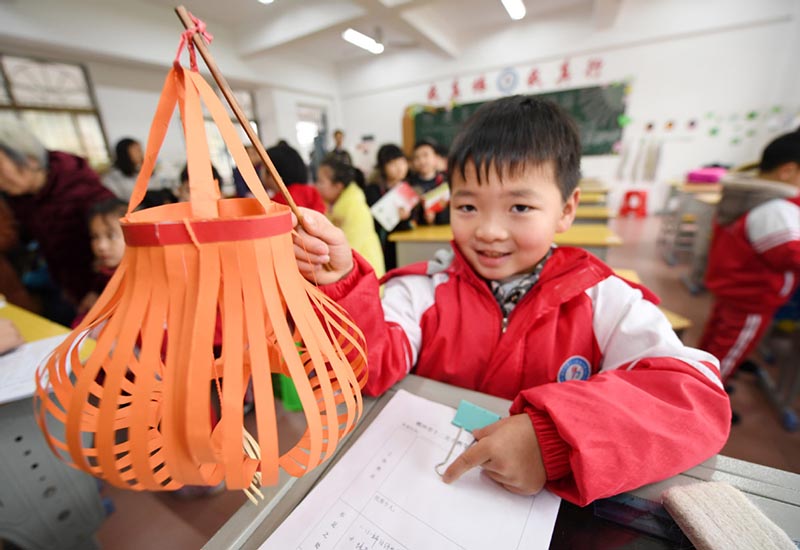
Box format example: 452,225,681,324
618,190,648,218
0,398,106,549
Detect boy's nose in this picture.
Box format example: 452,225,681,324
475,219,508,242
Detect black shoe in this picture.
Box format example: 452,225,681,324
731,411,741,425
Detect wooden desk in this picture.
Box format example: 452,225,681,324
208,375,800,549
612,269,693,337
389,224,622,265
575,205,614,224
579,192,607,205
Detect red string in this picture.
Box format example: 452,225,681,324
174,12,214,71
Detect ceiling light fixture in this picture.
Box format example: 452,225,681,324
342,28,385,55
501,0,526,20
257,0,274,4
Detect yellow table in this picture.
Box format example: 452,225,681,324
0,301,69,343
612,269,692,337
579,180,610,194
575,205,614,224
389,224,622,265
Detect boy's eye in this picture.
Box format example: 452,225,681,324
511,204,533,213
456,204,476,213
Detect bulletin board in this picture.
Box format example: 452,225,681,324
403,84,627,156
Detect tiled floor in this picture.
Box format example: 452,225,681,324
92,215,799,549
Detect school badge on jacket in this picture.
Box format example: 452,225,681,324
558,356,591,382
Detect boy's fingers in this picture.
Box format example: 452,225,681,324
441,441,492,484
471,420,503,440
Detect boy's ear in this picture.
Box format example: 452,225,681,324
556,188,580,233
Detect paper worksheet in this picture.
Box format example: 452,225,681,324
0,334,67,405
261,390,561,550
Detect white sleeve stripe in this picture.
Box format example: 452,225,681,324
587,276,722,387
752,229,800,253
746,200,800,245
381,274,442,369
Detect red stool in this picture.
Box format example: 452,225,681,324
619,190,648,217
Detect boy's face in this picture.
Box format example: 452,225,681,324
316,165,342,204
450,161,578,281
413,145,437,178
90,214,125,269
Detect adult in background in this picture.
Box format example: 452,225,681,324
324,129,353,166
103,137,144,200
0,121,114,323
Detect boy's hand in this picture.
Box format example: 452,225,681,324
423,208,436,225
442,414,546,495
291,207,354,286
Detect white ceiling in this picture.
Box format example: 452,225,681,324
142,0,598,64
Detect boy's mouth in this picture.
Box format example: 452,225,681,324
477,250,510,258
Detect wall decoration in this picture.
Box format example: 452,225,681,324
746,110,758,120
687,119,697,130
472,76,487,93
527,68,542,87
450,79,460,100
665,120,674,131
585,58,603,78
617,114,632,127
496,68,519,94
557,59,571,84
427,85,438,102
709,127,719,136
645,122,655,132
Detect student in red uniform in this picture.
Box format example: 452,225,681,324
699,133,800,381
288,96,730,506
265,141,326,214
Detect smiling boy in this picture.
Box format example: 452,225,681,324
290,96,730,505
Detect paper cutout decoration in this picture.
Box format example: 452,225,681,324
617,114,632,128
34,63,368,496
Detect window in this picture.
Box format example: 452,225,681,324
0,54,110,168
203,86,259,195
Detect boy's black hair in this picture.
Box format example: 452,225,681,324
320,159,355,187
448,95,581,200
88,197,128,222
180,163,222,184
760,132,800,173
414,139,438,152
266,141,309,184
434,143,449,158
113,138,140,177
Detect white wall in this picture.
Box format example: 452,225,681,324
338,0,800,210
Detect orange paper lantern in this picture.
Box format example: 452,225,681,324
33,65,368,499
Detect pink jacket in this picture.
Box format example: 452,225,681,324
323,245,730,505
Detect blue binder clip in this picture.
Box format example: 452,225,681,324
435,400,501,476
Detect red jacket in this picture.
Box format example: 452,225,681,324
272,183,326,214
6,152,114,303
705,195,800,310
323,245,730,505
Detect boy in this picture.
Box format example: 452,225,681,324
291,96,730,506
699,133,800,381
409,139,450,225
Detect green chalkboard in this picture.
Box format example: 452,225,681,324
413,84,627,156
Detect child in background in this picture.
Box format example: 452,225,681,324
78,198,128,316
365,144,413,270
408,139,449,225
177,164,223,202
699,133,800,382
316,160,385,278
103,138,144,201
291,96,729,506
265,141,326,214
